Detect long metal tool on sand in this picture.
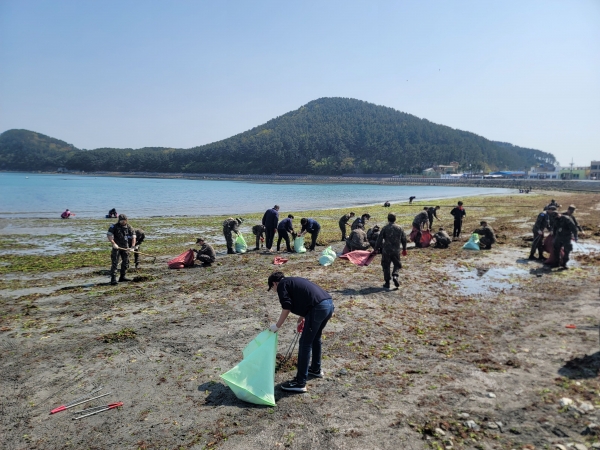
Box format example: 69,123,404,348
72,402,123,420
115,246,157,263
50,387,106,414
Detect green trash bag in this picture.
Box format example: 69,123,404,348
319,246,336,266
294,236,307,253
235,233,248,253
462,233,480,251
221,330,277,406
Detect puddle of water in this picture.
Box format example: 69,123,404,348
453,266,529,296
573,241,600,255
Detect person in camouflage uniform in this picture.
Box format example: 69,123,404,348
223,217,243,254
427,206,440,229
338,212,355,241
107,214,136,285
346,223,370,252
194,237,216,266
473,221,497,250
252,224,266,251
375,213,407,290
529,209,550,260
433,227,451,249
131,229,145,268
367,225,381,249
563,205,583,234
551,212,578,269
351,213,371,231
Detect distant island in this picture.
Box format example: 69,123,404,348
0,97,556,175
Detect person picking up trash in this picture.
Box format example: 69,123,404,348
267,272,334,393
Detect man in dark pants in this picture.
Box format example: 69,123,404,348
529,210,550,260
107,214,136,285
563,205,584,234
262,205,280,252
267,272,334,393
375,213,407,290
409,196,416,204
473,221,497,250
427,206,440,229
194,237,216,266
411,208,429,248
299,218,321,251
277,214,295,252
252,224,266,251
450,201,466,239
367,225,381,249
551,212,578,269
223,217,243,254
338,212,355,241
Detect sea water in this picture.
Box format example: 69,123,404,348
0,172,513,218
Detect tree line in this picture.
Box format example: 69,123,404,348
0,97,556,174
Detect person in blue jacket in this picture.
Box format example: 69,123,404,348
299,218,320,251
277,214,295,252
268,272,334,393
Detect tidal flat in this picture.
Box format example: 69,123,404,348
1,192,600,449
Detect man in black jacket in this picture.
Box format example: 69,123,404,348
268,272,334,393
450,201,466,239
262,205,280,252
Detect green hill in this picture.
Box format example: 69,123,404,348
0,98,556,174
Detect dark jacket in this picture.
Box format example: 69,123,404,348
375,222,407,253
301,219,320,234
553,215,578,241
276,277,331,317
532,211,550,233
107,222,134,248
450,206,466,222
277,217,294,233
412,211,429,229
196,243,216,262
474,225,497,244
262,208,279,230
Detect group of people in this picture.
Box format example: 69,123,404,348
529,199,582,269
224,206,323,254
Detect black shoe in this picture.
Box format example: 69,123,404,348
227,249,235,254
118,275,132,282
528,255,536,260
110,276,118,286
393,276,400,288
280,379,307,392
341,238,346,242
202,262,212,267
308,368,324,378
383,282,390,289
254,247,260,251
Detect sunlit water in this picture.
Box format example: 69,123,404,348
0,172,514,219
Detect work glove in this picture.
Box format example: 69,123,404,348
402,250,407,257
538,230,543,235
269,324,279,333
297,318,305,333
112,242,119,250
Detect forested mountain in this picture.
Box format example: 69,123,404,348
0,98,556,174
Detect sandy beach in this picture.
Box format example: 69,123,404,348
1,191,600,449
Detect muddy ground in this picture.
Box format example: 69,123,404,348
1,192,600,450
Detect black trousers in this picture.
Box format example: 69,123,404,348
265,228,276,250
110,248,129,277
339,222,347,240
381,251,402,282
277,230,292,251
529,231,543,258
254,232,264,250
308,229,320,250
453,220,462,238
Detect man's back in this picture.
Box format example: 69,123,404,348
377,223,406,251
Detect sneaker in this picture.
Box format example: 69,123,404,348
308,368,324,378
393,276,399,288
280,379,307,392
383,282,390,289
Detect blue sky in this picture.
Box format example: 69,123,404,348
1,0,598,166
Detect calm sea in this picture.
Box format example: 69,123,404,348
0,172,513,218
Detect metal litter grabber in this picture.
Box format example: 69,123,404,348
115,246,157,263
72,402,123,420
276,320,304,370
49,387,107,414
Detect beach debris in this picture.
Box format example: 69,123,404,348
487,392,497,398
72,402,123,420
559,397,574,407
566,324,577,329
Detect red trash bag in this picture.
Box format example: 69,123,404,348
419,230,433,248
168,249,195,269
542,234,564,266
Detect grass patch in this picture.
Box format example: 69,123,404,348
98,327,137,343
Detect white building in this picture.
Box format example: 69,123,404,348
528,165,561,180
